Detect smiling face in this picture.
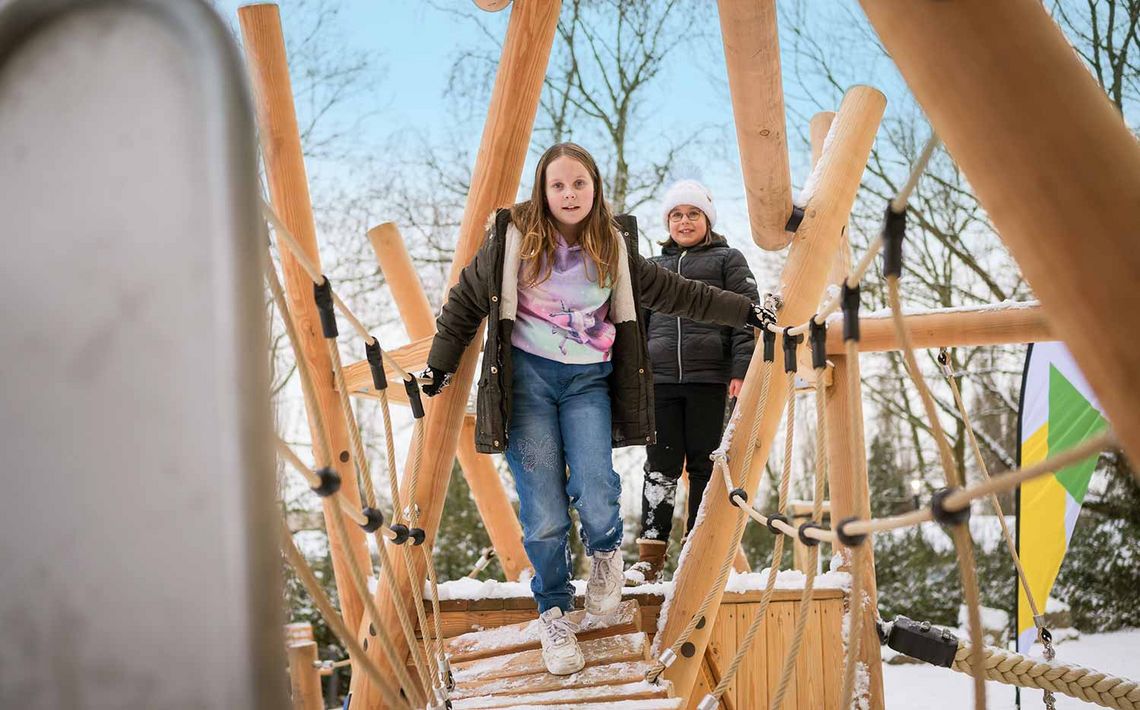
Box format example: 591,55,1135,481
544,155,595,241
667,204,709,247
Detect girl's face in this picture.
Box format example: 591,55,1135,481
544,156,595,237
667,204,708,247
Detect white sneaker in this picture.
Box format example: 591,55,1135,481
586,549,624,615
538,607,584,675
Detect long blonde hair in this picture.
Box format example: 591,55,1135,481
510,143,620,288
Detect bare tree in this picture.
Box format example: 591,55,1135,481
1052,0,1140,127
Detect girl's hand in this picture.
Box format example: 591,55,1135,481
728,378,744,398
419,366,454,397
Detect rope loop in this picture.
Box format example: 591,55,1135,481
835,515,868,548
798,520,824,547
931,486,970,527
728,487,749,508
311,467,341,497
360,506,385,533
766,512,789,535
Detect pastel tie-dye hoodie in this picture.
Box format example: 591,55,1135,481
511,234,616,363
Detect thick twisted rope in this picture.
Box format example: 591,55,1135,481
839,337,870,710
950,642,1140,710
279,518,410,710
887,275,985,709
265,246,434,702
709,373,796,701
770,371,830,710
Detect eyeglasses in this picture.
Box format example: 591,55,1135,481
668,209,705,223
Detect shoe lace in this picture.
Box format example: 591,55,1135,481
588,552,619,594
544,614,575,646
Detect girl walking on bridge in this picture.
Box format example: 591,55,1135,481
420,143,774,676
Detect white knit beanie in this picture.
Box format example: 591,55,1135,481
661,179,717,230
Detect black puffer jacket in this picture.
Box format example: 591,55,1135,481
645,235,759,384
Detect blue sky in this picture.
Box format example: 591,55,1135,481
214,0,915,281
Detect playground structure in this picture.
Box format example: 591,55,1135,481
2,0,1140,709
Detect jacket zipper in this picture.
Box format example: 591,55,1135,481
676,250,686,382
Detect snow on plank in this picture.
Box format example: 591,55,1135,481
499,700,681,710
450,660,653,700
451,680,669,708
452,634,649,687
447,599,641,663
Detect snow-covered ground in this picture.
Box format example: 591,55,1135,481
883,628,1140,709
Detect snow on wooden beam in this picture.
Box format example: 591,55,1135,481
717,0,795,251
826,302,1050,354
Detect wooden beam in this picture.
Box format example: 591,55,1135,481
716,0,794,251
816,110,884,707
661,85,886,703
349,1,562,706
857,0,1140,465
827,303,1050,354
368,222,529,581
238,2,370,633
286,641,324,710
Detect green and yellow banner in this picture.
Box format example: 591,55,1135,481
1017,341,1107,652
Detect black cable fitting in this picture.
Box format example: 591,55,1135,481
311,467,341,497
798,520,824,547
784,204,806,232
835,516,868,548
447,669,456,692
410,527,426,546
937,349,949,367
1040,627,1053,644
360,506,384,533
930,486,970,527
841,282,861,342
882,205,907,279
313,277,339,338
884,615,959,668
809,317,828,371
404,377,425,419
389,523,410,545
365,339,388,391
729,487,749,508
782,328,803,374
762,326,777,363
766,512,788,535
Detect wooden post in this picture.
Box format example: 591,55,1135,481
828,303,1051,354
367,223,529,581
812,107,886,709
661,86,885,703
857,0,1140,467
238,2,371,634
350,1,562,705
716,0,795,251
287,641,324,710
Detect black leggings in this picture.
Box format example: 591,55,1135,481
639,383,728,541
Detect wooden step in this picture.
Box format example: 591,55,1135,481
450,659,654,700
464,700,682,710
452,679,670,708
452,632,649,688
447,599,641,663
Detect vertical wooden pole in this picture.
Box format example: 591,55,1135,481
857,0,1140,468
287,641,324,710
238,3,370,633
812,109,885,710
350,2,562,705
661,86,885,704
716,0,794,251
367,223,529,581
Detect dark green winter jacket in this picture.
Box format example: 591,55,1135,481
427,208,753,454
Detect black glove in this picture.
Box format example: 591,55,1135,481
419,366,453,397
746,300,778,331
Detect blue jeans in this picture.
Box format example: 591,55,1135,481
504,347,623,613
